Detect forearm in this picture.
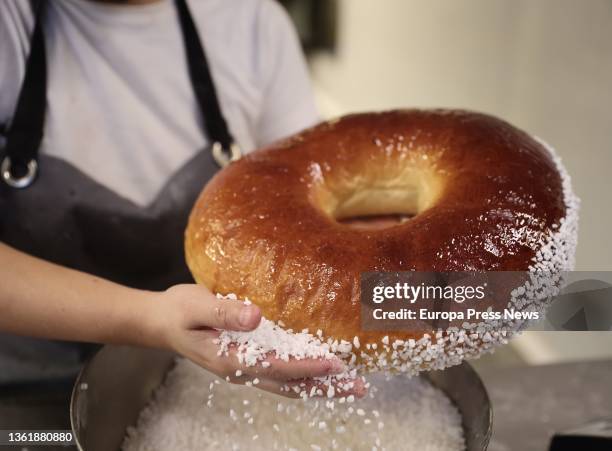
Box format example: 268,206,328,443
0,242,164,348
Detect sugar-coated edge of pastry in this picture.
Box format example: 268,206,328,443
216,138,580,378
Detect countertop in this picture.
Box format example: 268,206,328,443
479,359,612,451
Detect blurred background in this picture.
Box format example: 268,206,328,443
281,0,612,367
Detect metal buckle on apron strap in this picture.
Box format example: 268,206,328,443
211,142,241,167
1,156,38,189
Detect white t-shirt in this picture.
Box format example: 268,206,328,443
0,0,318,206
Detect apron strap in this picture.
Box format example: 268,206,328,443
175,0,240,166
1,0,46,188
1,0,239,190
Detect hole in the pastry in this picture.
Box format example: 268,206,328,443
309,161,446,230
338,213,413,230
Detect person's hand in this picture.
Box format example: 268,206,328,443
150,284,367,399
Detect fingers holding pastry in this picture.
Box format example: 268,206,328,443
181,333,366,399
157,284,367,399
221,371,368,400
231,351,347,380
199,339,346,381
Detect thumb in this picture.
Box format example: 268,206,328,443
197,295,262,332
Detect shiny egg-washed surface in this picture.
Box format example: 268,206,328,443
185,110,570,365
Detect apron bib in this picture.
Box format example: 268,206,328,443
0,0,240,384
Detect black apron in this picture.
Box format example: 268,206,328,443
0,0,240,384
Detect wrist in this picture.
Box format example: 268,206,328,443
116,288,170,350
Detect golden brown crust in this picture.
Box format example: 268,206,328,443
185,109,566,348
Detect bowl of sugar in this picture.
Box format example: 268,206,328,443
71,345,492,451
